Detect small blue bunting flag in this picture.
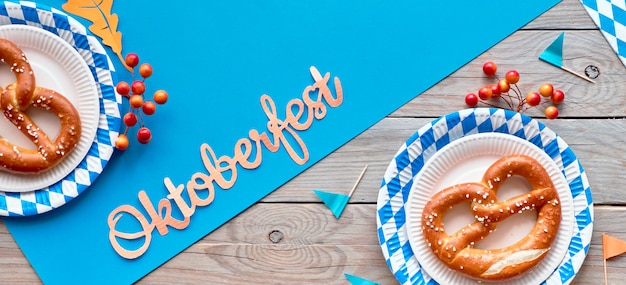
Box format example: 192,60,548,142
314,165,367,219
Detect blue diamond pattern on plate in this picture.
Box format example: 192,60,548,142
376,108,593,285
0,1,121,216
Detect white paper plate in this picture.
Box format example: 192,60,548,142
405,132,574,284
376,108,594,285
0,24,99,192
0,1,121,216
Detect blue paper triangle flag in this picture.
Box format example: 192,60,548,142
539,32,564,67
313,190,350,218
344,273,380,285
537,32,594,83
313,165,368,219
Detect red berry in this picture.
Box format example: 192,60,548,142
129,95,143,108
478,86,492,100
497,79,510,93
545,106,559,119
539,83,554,97
153,90,168,104
139,63,153,78
525,92,541,106
123,112,138,126
551,89,565,104
137,127,152,144
465,93,479,107
505,70,520,84
489,84,501,97
482,62,497,77
125,53,139,68
115,134,129,150
131,80,146,95
142,101,156,115
116,81,130,96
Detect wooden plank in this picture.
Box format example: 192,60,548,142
391,30,626,118
265,118,626,205
523,0,599,30
0,204,622,284
131,205,626,284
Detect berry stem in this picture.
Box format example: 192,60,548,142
499,92,515,109
138,111,145,127
498,94,514,110
513,84,523,100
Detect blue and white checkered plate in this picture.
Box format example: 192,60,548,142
376,108,594,285
0,1,121,216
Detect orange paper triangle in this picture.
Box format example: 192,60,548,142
603,233,626,260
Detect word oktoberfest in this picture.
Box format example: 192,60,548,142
108,66,343,259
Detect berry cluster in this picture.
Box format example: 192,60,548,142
114,53,169,150
465,62,565,119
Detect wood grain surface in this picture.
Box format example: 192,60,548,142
2,0,625,284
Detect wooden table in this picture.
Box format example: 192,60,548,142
1,0,624,284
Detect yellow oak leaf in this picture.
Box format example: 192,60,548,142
62,0,132,72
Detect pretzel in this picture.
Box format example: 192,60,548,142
0,38,82,174
0,38,35,110
421,154,561,280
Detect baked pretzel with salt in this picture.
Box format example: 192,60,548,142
0,38,82,174
421,154,561,280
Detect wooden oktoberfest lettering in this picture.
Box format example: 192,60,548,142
107,66,343,259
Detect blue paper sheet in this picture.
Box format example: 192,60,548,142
2,0,560,284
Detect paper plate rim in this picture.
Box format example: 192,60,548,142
0,1,122,216
376,108,594,285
